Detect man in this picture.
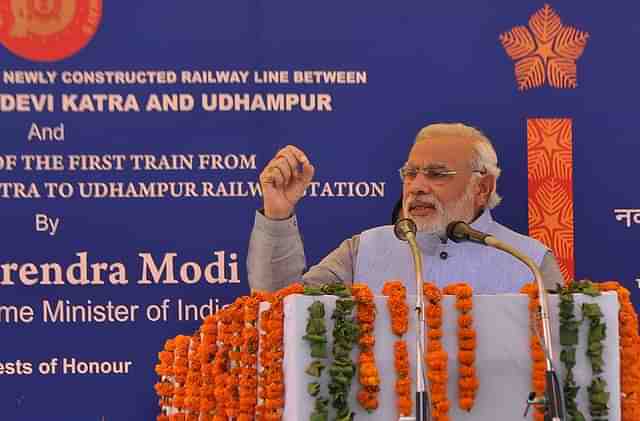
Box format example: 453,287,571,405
247,123,563,294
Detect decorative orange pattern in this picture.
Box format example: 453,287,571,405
500,4,589,91
527,118,574,283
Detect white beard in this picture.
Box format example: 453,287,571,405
403,182,477,235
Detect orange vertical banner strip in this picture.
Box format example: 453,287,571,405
527,118,575,283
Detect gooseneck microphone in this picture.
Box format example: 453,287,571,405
393,218,432,421
446,220,491,244
394,218,418,241
445,221,565,421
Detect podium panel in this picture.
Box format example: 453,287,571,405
279,293,620,420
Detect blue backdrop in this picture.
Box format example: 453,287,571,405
0,1,637,419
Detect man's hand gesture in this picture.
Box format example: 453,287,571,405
259,145,315,219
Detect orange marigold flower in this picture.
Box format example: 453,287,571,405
423,283,442,303
426,304,442,319
397,396,412,416
458,327,476,340
520,283,537,294
428,328,443,340
358,321,374,334
436,399,451,413
427,341,443,352
596,281,620,291
357,307,376,323
427,317,442,329
459,350,475,365
458,314,473,328
360,362,378,377
456,297,473,312
459,338,476,351
455,284,473,299
359,352,375,364
459,366,475,377
382,280,406,297
459,376,479,391
352,283,375,302
359,334,375,348
427,371,448,384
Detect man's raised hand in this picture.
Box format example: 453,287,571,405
259,145,315,219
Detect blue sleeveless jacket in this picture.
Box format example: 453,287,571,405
354,210,548,295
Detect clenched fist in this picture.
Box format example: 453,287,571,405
259,145,315,219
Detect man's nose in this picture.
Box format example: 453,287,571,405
406,173,434,195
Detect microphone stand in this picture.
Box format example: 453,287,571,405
483,237,565,421
395,219,432,421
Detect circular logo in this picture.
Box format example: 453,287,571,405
0,0,102,62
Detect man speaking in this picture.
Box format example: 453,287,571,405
247,123,562,293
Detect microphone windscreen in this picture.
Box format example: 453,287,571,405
446,221,468,243
394,218,417,241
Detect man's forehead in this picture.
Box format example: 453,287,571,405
407,136,474,166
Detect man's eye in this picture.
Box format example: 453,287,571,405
428,171,448,178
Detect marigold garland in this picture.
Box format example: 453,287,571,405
520,283,546,421
198,314,218,420
239,295,260,420
257,297,285,421
352,283,380,412
171,335,191,419
154,276,640,421
382,280,412,417
525,280,640,420
424,282,450,421
212,300,233,420
597,281,640,421
155,338,177,421
184,331,203,420
256,282,304,421
443,282,478,412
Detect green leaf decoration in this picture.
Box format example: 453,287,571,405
560,322,579,346
315,397,329,412
589,323,606,342
303,334,328,344
322,283,351,297
310,412,328,421
308,301,325,318
578,282,601,297
311,342,327,359
582,303,603,319
304,299,329,421
336,407,354,421
556,281,614,421
328,298,358,418
305,286,325,296
306,360,326,377
571,412,586,421
306,318,327,335
560,348,576,368
308,382,321,397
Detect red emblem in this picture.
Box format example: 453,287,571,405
0,0,102,62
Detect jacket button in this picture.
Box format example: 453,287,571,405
440,251,448,260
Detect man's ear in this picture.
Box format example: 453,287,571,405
476,174,496,207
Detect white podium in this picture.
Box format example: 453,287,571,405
271,293,620,420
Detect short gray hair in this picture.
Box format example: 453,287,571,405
414,123,502,209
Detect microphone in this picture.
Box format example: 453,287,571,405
445,221,565,421
393,217,432,421
394,218,417,242
446,220,492,244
